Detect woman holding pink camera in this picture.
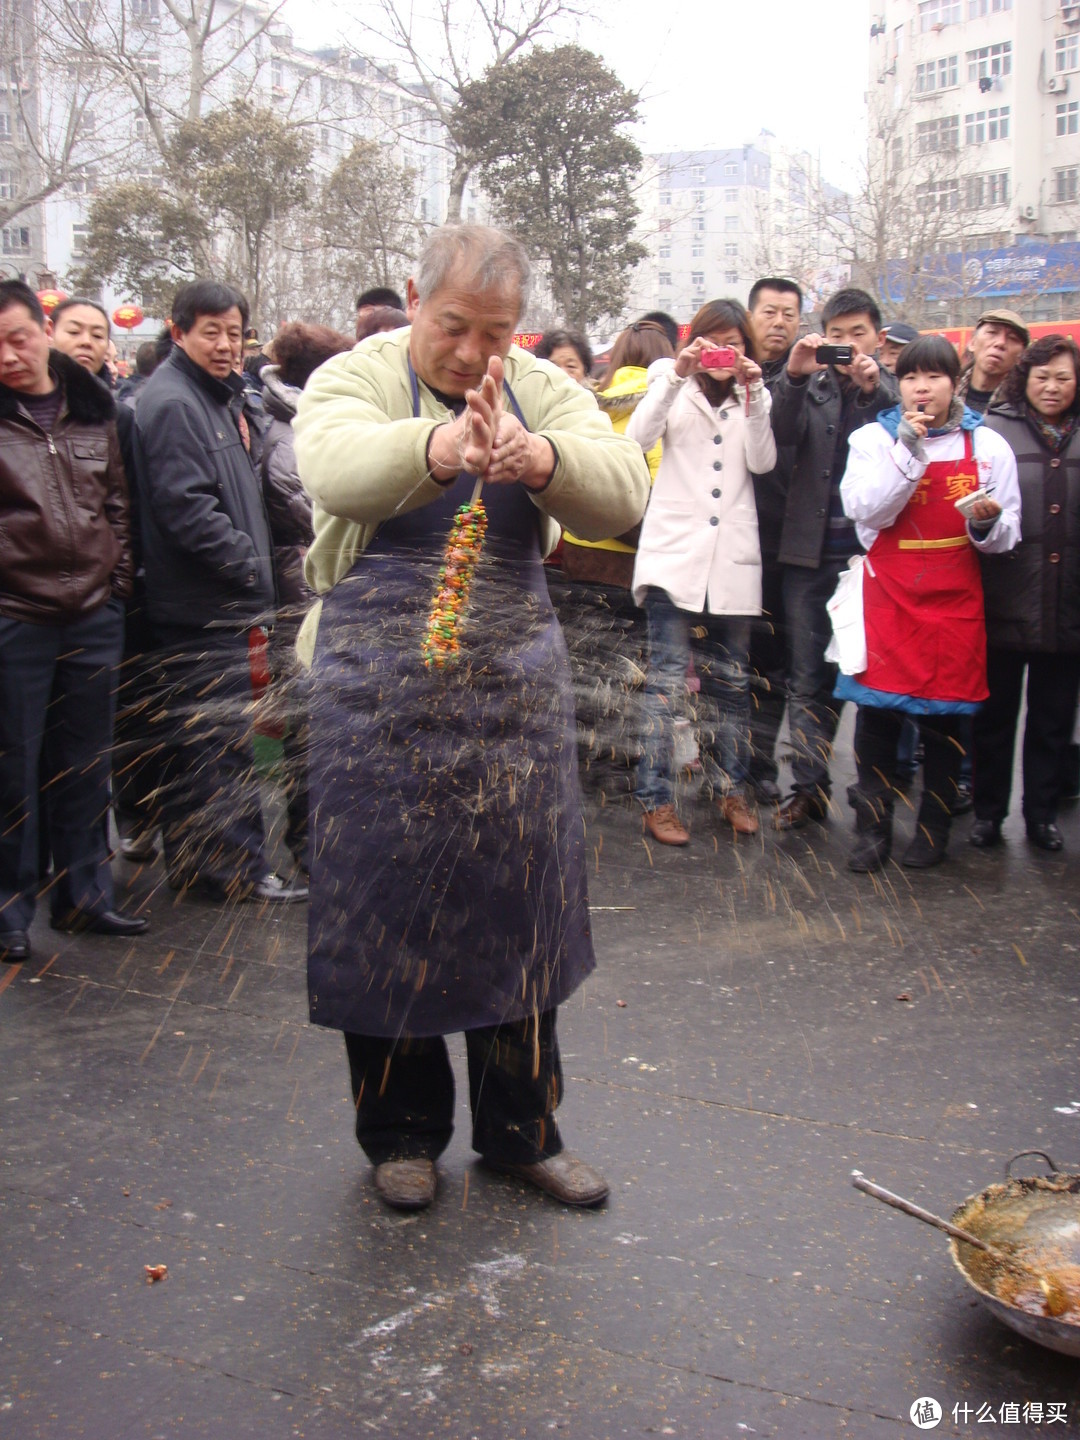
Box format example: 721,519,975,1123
628,299,776,846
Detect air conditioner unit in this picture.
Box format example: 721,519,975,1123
1047,74,1069,93
1020,204,1037,221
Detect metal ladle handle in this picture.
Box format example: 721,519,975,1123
851,1172,995,1254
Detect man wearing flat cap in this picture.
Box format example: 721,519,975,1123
958,308,1030,414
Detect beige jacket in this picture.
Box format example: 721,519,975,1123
293,329,651,662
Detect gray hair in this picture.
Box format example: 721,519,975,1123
414,224,532,316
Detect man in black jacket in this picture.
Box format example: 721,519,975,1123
134,280,305,903
747,277,803,803
768,287,898,830
0,280,149,962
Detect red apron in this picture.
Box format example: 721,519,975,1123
860,428,988,703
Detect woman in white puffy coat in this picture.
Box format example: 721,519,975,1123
628,299,777,845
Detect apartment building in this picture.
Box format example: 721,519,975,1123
625,134,846,326
1,0,470,322
869,0,1080,324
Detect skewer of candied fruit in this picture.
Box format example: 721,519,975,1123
422,477,486,669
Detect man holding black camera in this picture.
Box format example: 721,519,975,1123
768,287,898,830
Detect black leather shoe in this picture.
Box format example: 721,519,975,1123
773,792,829,831
487,1152,609,1207
969,819,1002,849
0,930,30,963
1027,822,1064,853
51,909,149,937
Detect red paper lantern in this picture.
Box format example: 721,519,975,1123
112,303,144,330
37,288,67,314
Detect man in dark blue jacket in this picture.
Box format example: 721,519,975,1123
134,280,305,903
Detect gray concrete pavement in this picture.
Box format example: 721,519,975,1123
3,737,1080,1438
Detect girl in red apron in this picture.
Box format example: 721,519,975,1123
835,336,1021,872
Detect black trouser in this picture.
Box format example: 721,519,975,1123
150,624,267,894
748,560,786,789
854,706,966,833
973,649,1080,826
0,602,124,930
344,1009,564,1167
268,615,309,868
112,599,166,835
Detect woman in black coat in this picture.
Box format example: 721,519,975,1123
975,335,1080,851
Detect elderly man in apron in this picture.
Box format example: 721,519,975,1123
293,226,650,1211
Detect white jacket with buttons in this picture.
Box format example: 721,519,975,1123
627,357,777,614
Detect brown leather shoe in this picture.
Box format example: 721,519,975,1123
373,1158,437,1210
642,804,689,846
773,792,829,831
718,793,759,835
489,1152,609,1207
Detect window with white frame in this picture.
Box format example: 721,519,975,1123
966,43,1011,82
691,271,705,289
69,166,97,194
965,171,1009,207
916,178,960,212
135,48,159,81
692,189,705,207
965,107,1009,143
131,0,160,18
918,0,960,31
658,243,671,259
967,0,1011,14
724,271,739,284
1058,101,1079,136
724,242,738,256
916,55,959,93
1054,166,1079,203
271,58,284,91
691,165,705,183
0,112,10,138
692,214,705,231
2,224,30,254
691,240,703,257
659,271,672,287
0,168,15,200
659,191,672,206
1056,35,1080,74
70,223,90,257
723,162,737,176
917,114,960,152
724,186,738,201
724,214,738,231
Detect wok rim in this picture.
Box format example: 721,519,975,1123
947,1173,1080,1356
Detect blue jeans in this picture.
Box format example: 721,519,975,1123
781,560,846,796
636,588,752,808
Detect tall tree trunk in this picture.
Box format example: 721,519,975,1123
445,154,471,224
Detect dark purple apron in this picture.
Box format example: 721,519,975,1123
306,366,595,1037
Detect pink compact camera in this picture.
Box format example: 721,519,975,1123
700,346,738,370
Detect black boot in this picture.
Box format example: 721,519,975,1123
903,792,952,868
847,788,894,873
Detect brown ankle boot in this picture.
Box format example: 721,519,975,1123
718,792,760,835
642,804,690,846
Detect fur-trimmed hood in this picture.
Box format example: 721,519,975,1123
597,365,649,422
0,348,116,425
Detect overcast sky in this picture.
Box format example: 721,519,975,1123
285,0,872,188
